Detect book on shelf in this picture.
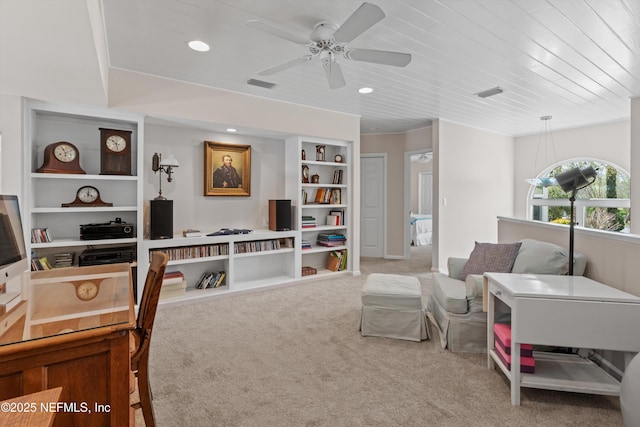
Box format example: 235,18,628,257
31,228,52,243
54,252,75,268
196,271,227,289
331,169,343,185
326,215,340,226
182,229,204,237
301,240,312,250
161,280,187,292
0,292,21,315
317,232,346,247
163,270,185,285
326,249,347,272
313,188,341,204
302,215,317,227
160,280,187,300
329,209,344,225
32,257,53,271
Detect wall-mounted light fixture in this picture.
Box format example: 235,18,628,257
152,153,179,200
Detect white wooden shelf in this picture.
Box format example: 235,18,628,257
31,238,137,249
31,206,138,213
490,350,620,395
31,173,138,181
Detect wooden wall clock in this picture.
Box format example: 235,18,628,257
100,128,132,175
62,185,113,207
36,142,86,174
68,278,106,301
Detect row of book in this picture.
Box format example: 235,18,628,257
326,209,344,225
31,256,53,271
317,233,346,247
153,243,228,261
233,238,294,254
196,271,227,289
331,169,344,185
31,227,52,243
326,249,348,272
313,188,341,204
302,215,316,228
160,270,187,300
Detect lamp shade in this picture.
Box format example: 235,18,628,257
555,166,597,192
159,154,179,167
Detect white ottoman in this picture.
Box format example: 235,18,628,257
360,273,430,342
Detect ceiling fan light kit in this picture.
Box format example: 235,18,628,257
247,2,412,89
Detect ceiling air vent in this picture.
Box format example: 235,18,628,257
246,78,277,89
474,86,504,98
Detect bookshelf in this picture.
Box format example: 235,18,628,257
285,136,351,279
140,230,297,303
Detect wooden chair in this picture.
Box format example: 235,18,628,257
130,251,169,427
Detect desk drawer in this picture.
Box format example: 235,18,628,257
488,281,514,306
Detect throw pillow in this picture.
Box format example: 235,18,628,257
510,239,570,275
459,241,522,280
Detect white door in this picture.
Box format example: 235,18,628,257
360,155,385,257
418,172,433,214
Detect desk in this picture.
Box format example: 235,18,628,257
485,273,640,406
0,387,62,427
0,263,134,426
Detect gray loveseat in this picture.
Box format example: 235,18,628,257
426,239,587,353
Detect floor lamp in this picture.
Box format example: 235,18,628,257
554,166,597,275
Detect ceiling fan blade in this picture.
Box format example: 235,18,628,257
246,20,310,45
322,59,346,89
345,48,412,67
258,56,312,76
332,2,385,44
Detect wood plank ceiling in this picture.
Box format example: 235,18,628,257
102,0,640,136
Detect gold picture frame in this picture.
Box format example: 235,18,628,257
204,141,251,196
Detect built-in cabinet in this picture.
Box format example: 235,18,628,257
23,100,144,273
23,101,353,305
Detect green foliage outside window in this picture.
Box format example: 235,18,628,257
533,160,630,231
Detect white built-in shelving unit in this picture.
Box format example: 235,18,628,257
23,100,144,273
22,100,353,305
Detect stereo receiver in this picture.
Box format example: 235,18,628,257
80,218,134,240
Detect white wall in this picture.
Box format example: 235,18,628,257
144,123,286,234
0,95,23,196
514,120,630,219
631,97,640,234
434,120,514,270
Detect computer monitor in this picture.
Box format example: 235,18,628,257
0,195,28,286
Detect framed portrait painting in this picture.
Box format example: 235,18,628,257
204,141,251,196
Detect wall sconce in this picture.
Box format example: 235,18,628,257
152,153,179,200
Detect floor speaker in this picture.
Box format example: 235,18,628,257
150,199,173,239
269,199,291,231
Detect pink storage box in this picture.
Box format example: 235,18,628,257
494,323,533,357
495,342,535,373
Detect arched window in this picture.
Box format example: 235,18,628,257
528,159,630,232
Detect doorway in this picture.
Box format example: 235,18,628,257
405,150,433,260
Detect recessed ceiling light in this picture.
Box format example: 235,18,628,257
188,40,210,52
359,87,374,94
226,128,237,132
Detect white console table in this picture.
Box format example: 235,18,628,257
484,272,640,406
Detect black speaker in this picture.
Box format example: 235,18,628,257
269,199,291,231
150,199,173,239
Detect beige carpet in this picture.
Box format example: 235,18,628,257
142,246,622,426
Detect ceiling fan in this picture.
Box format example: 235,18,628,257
246,2,411,89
